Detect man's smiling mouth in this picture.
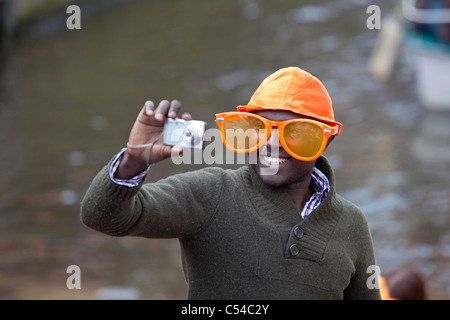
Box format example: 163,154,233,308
262,156,288,165
258,145,291,167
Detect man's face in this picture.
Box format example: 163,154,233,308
250,110,317,188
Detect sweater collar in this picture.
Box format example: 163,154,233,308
243,156,342,262
245,155,337,205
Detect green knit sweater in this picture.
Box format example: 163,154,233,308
80,156,381,300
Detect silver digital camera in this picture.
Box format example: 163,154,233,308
163,118,207,149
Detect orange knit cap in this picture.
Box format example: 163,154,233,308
237,67,342,130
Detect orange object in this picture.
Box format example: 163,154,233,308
215,111,341,161
237,66,342,131
379,276,397,300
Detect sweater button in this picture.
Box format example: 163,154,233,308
293,227,303,239
289,244,300,256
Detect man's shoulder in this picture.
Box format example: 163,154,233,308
334,193,370,227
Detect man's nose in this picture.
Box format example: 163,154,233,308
266,128,281,149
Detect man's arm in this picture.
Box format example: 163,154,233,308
343,205,381,300
80,99,220,238
80,160,223,239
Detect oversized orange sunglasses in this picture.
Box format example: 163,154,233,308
215,112,342,161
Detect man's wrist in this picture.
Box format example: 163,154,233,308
115,148,149,180
109,148,150,187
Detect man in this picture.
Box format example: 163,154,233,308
81,67,381,299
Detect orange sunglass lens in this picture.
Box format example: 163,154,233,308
283,122,324,158
222,115,266,151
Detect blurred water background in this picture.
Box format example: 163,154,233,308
0,0,449,299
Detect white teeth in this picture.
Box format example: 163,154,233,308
263,156,288,165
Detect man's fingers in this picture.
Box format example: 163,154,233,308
144,100,155,116
142,99,183,120
181,112,192,121
155,100,170,121
168,99,182,119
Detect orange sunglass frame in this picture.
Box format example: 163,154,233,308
215,111,341,161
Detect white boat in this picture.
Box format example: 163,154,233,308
402,0,450,110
